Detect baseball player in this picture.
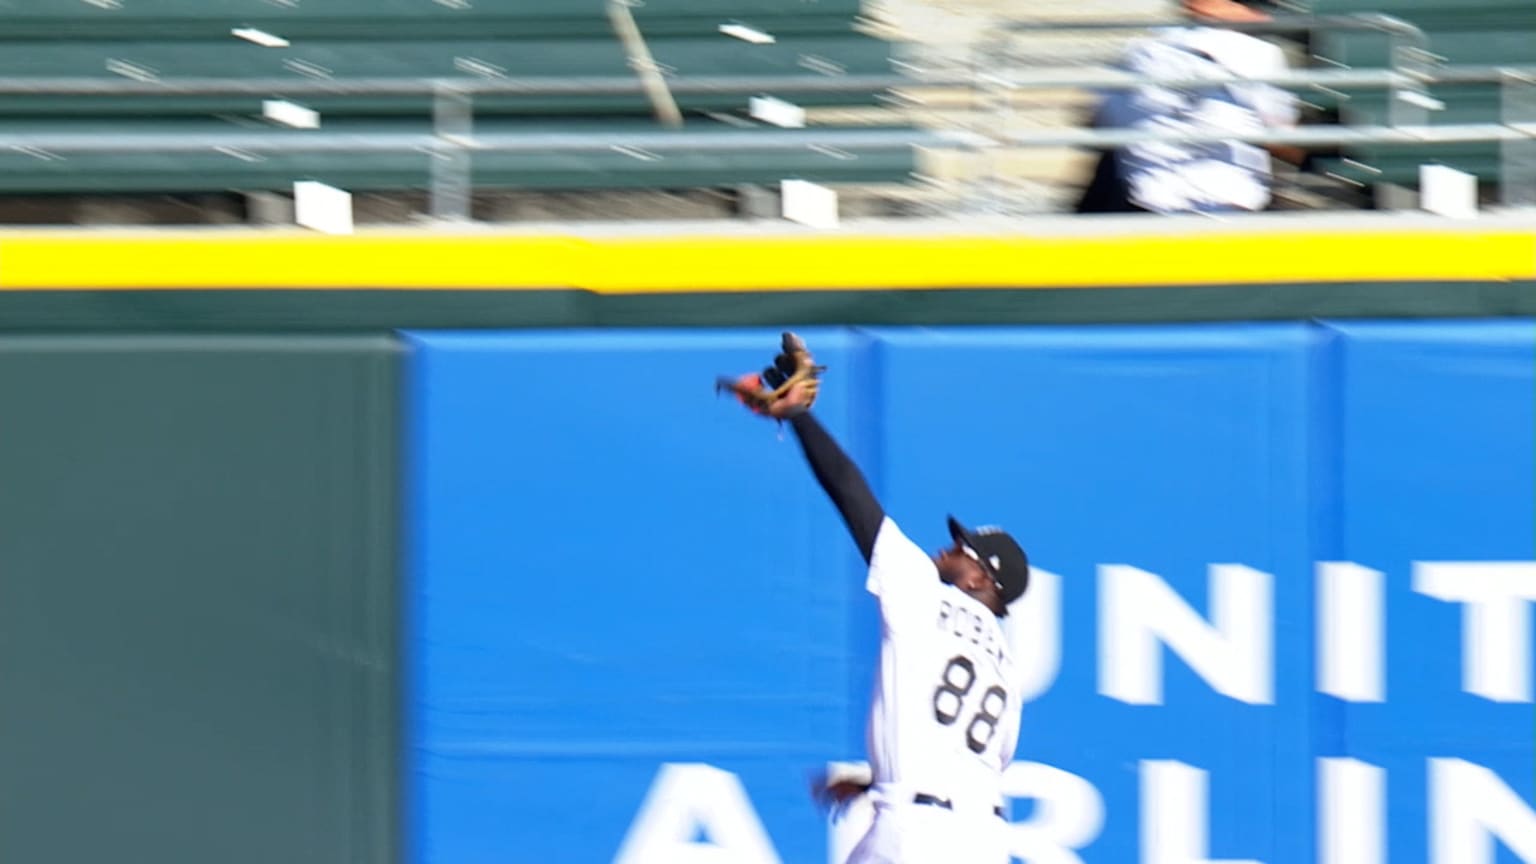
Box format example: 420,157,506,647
721,334,1031,864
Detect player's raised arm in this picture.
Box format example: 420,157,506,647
717,333,885,562
786,411,884,563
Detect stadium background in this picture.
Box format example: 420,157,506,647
0,0,1533,861
0,220,1530,864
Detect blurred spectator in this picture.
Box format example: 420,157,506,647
1074,0,1302,214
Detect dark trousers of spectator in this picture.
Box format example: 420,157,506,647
1074,151,1150,214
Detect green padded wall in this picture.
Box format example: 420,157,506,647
0,334,401,864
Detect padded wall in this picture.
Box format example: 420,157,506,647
405,329,876,864
405,322,1534,864
0,334,401,864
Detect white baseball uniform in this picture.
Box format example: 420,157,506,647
844,516,1025,864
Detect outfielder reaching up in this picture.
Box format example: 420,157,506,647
721,333,1031,864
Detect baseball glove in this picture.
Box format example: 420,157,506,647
716,331,826,419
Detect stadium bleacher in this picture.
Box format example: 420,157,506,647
0,0,921,200
1303,0,1536,195
0,0,1527,217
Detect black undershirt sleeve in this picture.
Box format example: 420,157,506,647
788,413,885,563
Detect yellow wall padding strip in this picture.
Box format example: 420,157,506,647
0,228,1531,291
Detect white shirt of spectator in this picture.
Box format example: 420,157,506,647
1162,26,1299,128
1110,27,1294,212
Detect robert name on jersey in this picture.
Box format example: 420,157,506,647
937,596,1007,668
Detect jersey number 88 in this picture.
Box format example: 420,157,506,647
932,655,1007,755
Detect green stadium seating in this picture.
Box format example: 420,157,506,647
0,117,919,196
0,0,867,40
1306,0,1536,33
1304,0,1535,190
0,34,900,115
0,0,922,202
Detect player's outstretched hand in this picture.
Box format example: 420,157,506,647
715,331,825,420
774,378,818,419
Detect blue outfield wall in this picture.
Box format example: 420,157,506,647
403,321,1535,864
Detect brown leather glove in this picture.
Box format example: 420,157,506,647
717,331,826,420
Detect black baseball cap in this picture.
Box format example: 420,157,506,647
947,515,1030,607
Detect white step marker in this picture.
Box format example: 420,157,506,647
262,100,320,129
294,181,355,236
719,23,775,44
232,27,291,48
